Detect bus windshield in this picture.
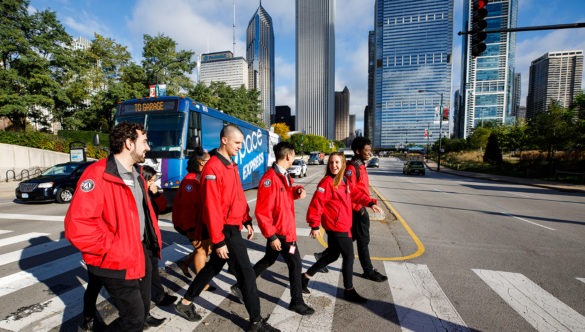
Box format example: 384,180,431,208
116,112,185,158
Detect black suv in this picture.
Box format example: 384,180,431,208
15,161,95,203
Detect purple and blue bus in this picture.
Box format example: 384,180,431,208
115,96,273,200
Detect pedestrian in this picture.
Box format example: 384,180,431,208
230,142,315,316
314,137,386,282
173,124,280,332
141,165,179,306
171,147,216,291
301,152,376,303
65,122,166,331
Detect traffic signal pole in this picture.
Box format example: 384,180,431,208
458,22,585,36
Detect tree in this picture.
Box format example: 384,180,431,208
527,101,575,161
466,127,491,150
142,34,196,95
272,123,290,141
483,132,503,165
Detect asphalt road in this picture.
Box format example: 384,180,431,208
0,157,584,331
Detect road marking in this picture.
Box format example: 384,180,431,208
0,213,63,222
0,230,13,235
268,255,342,331
474,269,585,331
576,277,585,284
506,191,532,198
501,212,555,231
0,238,69,267
0,232,49,248
384,262,469,332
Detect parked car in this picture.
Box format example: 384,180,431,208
403,160,425,175
15,161,95,203
367,157,380,168
287,159,307,177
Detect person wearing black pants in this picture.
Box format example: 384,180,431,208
305,231,354,290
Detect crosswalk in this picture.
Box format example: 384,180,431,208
1,228,585,331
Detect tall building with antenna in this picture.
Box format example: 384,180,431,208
247,1,275,128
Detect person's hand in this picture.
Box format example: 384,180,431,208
309,229,321,239
216,245,229,259
148,182,158,194
246,224,254,240
270,238,282,251
297,187,307,199
371,204,383,214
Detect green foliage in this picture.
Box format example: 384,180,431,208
0,130,107,159
286,133,335,154
483,132,503,165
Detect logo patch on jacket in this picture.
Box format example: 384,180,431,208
345,170,353,177
185,184,193,192
80,179,95,192
205,175,216,180
263,179,272,187
317,186,325,193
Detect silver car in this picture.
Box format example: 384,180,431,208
287,159,307,177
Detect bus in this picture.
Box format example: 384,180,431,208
114,96,272,200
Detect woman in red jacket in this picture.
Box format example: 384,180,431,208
172,147,215,291
302,152,372,303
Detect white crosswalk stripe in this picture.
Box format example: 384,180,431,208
2,229,585,331
473,269,585,332
383,261,470,332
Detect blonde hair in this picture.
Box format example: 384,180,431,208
326,152,346,188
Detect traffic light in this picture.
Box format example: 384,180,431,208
471,0,489,57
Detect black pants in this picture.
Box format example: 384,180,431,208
83,245,153,331
253,236,303,304
150,255,166,303
307,231,354,289
184,225,261,321
352,207,374,274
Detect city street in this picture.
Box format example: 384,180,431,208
0,157,585,331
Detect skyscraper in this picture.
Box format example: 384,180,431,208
296,0,335,139
334,87,350,141
374,0,454,148
247,2,275,128
199,51,249,89
526,50,583,119
365,30,376,142
460,0,517,138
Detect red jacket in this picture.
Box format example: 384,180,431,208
255,166,303,243
306,175,373,236
200,151,252,247
345,159,377,211
172,173,205,241
64,156,162,280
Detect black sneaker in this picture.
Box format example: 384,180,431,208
231,284,244,303
301,274,311,294
144,314,166,328
313,252,329,273
156,293,178,306
80,314,105,332
344,288,368,303
174,301,202,322
362,269,388,282
289,302,315,315
247,316,280,332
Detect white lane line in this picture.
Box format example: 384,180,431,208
0,242,196,331
506,191,532,198
0,230,13,235
474,269,585,332
268,255,342,332
576,278,585,284
501,212,555,231
0,213,63,221
0,238,70,267
0,232,49,248
384,262,469,332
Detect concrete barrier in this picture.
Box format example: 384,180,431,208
1,143,70,182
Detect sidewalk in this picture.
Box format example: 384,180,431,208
424,160,585,193
0,181,18,199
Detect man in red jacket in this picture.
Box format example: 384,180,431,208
231,142,314,315
65,122,165,331
174,124,280,332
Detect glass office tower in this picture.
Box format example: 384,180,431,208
296,0,335,139
374,0,454,149
460,0,517,138
247,3,275,128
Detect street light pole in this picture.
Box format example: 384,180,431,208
437,93,443,172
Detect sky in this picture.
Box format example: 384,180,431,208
29,0,585,131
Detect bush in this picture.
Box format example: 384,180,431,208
0,131,108,159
